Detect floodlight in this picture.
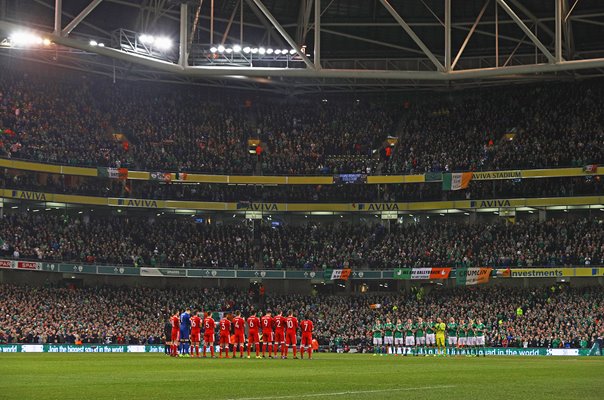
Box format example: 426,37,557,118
10,32,42,46
154,37,172,50
217,45,225,53
251,47,258,54
289,49,296,55
139,34,155,44
258,47,266,55
281,49,288,54
98,43,105,47
266,48,273,54
89,40,98,46
225,47,233,53
274,49,282,54
210,46,217,53
243,46,251,54
232,44,242,53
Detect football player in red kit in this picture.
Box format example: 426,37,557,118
218,315,232,358
247,312,261,359
170,312,180,357
261,311,274,358
285,310,299,359
190,310,202,357
300,316,314,359
202,311,216,358
232,311,246,358
274,310,287,358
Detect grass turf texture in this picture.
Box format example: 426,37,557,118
1,353,603,400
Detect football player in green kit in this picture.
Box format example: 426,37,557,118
383,317,394,355
404,318,416,356
447,317,458,356
467,318,476,356
415,317,426,356
474,318,487,357
394,318,405,356
372,319,383,356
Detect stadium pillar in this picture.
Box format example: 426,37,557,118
54,0,62,35
538,210,546,222
314,0,320,69
179,2,189,67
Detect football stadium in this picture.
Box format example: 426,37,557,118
0,0,603,399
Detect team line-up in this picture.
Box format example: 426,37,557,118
372,317,488,356
167,309,315,359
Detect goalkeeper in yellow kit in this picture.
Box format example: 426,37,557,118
435,317,446,356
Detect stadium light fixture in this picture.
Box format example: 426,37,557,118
232,44,242,53
154,37,172,50
289,49,296,55
225,47,233,53
243,46,251,54
274,49,281,55
139,34,172,50
217,45,225,53
281,49,288,54
89,40,98,46
210,46,217,53
42,38,51,46
98,43,105,47
251,48,258,54
266,48,273,54
139,34,154,45
258,47,266,55
10,31,43,46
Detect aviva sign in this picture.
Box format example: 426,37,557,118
470,199,512,208
11,190,47,201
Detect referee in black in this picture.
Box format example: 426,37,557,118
164,318,173,355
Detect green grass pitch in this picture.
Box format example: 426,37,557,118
1,353,603,400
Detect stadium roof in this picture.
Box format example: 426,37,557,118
1,0,604,93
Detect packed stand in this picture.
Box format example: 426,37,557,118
388,83,604,174
0,212,602,269
0,67,393,175
0,284,601,351
1,65,603,175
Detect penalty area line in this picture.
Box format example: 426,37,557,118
228,385,456,400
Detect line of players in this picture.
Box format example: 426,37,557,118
372,316,488,356
167,308,315,359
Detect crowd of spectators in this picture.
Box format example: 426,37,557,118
0,68,392,175
389,83,604,174
0,212,602,269
0,283,601,351
2,171,602,204
1,66,602,176
259,217,604,269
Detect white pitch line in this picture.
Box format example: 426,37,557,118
228,385,456,400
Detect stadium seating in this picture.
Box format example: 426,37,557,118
0,283,600,350
1,67,602,176
0,211,601,269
